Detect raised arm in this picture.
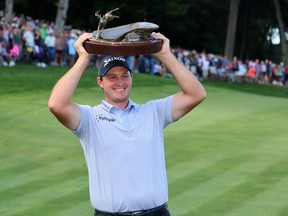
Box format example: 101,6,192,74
152,32,206,121
48,33,92,130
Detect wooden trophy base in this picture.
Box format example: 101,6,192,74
83,39,162,56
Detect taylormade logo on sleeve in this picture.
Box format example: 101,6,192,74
104,56,126,67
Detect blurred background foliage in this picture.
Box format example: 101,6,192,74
1,0,288,63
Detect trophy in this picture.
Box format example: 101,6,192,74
83,8,162,56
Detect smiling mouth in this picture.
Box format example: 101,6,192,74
114,88,125,92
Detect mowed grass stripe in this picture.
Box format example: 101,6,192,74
165,89,287,163
0,175,88,216
56,201,92,216
0,157,86,195
0,91,84,174
0,144,82,179
222,175,288,216
0,168,86,206
1,66,287,215
166,89,287,215
167,102,287,215
0,131,83,181
188,87,288,128
192,98,287,142
167,152,228,183
168,151,287,216
12,187,90,216
277,206,288,216
0,122,82,179
168,156,249,197
180,157,288,216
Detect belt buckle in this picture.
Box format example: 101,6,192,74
131,211,145,216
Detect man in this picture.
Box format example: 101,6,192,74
44,30,56,63
48,32,206,215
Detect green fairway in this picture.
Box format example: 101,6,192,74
0,65,287,216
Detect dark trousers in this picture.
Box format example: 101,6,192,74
94,204,171,216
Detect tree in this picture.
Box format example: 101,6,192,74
5,0,13,23
224,0,240,60
55,0,69,34
273,0,288,64
238,0,250,60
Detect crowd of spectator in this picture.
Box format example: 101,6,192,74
1,12,288,87
0,13,80,68
169,49,288,86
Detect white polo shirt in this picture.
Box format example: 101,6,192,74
73,96,174,212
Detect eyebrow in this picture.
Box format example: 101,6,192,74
106,71,131,76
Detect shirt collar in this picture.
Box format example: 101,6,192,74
101,99,136,112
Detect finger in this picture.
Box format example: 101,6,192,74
152,32,169,44
79,33,92,42
74,34,88,48
151,32,163,39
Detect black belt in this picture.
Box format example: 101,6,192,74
94,203,169,216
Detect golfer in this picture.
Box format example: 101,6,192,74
48,32,206,216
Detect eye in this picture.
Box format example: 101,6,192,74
108,75,117,80
122,73,130,79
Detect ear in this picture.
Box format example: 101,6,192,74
96,77,103,88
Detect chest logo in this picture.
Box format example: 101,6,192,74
95,114,116,122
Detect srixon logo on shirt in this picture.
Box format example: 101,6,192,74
95,114,116,122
